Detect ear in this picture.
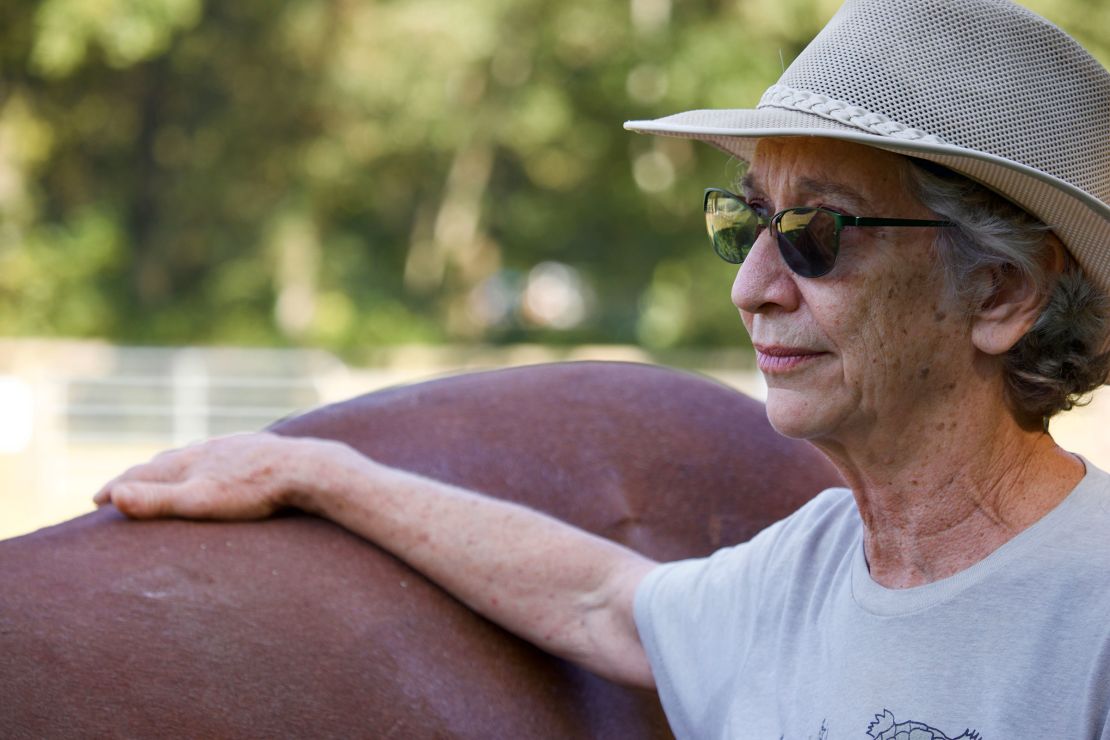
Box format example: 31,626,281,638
970,236,1064,356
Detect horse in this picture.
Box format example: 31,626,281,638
0,361,842,738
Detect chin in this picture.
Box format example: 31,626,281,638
763,388,834,440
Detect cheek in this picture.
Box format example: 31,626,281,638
838,271,959,386
852,271,967,388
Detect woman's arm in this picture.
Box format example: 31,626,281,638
94,432,657,689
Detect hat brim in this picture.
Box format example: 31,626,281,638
625,108,1110,305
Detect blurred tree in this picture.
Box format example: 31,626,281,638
0,0,1104,356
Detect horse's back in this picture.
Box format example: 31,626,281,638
0,362,841,738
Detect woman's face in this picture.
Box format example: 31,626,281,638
732,137,975,445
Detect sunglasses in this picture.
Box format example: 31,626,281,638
703,188,955,278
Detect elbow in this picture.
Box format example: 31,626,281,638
565,557,659,690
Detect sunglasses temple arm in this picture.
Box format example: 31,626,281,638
850,217,955,227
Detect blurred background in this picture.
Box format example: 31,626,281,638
1,0,1108,539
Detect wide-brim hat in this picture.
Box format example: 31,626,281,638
625,0,1110,304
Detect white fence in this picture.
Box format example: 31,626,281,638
0,343,351,538
0,341,758,539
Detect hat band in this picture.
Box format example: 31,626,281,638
757,84,948,145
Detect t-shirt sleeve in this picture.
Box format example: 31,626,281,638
633,488,853,736
634,533,777,735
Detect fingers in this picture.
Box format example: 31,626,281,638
94,470,151,508
93,445,200,507
107,477,247,523
93,432,295,519
110,481,182,519
94,475,128,506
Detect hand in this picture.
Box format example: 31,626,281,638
93,432,326,520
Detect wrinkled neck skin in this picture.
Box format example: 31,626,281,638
811,361,1084,590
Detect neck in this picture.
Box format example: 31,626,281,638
813,400,1084,589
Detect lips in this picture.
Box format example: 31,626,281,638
753,344,827,373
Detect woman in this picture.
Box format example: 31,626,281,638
97,0,1110,735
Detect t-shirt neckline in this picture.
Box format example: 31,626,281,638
850,457,1101,617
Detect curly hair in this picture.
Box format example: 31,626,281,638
902,158,1110,424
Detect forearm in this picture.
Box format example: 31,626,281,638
289,440,658,688
97,432,659,687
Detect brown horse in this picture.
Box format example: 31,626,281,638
0,361,841,738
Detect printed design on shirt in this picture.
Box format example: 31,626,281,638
866,709,981,740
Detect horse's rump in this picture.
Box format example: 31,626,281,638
0,361,841,738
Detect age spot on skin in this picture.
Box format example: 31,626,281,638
919,367,930,380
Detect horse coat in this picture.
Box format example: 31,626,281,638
0,361,842,738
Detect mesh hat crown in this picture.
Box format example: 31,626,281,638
625,0,1110,301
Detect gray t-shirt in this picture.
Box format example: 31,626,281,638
635,460,1110,739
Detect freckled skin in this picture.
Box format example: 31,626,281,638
733,137,973,448
733,137,1084,588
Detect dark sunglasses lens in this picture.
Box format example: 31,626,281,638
775,208,838,278
705,191,759,264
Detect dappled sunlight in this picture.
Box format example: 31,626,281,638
521,262,592,329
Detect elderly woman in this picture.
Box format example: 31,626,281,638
96,0,1110,735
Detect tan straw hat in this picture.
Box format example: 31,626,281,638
625,0,1110,301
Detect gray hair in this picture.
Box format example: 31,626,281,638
902,159,1110,424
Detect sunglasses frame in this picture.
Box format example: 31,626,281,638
703,188,955,278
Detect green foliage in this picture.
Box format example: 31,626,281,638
31,0,202,77
0,0,1105,353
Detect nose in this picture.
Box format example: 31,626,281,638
730,230,802,315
